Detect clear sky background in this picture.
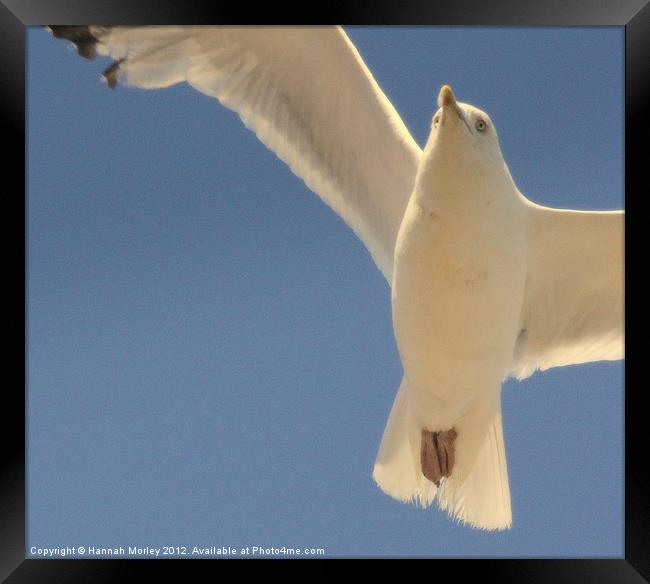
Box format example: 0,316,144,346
27,26,623,558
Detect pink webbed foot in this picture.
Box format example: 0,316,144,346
420,428,458,486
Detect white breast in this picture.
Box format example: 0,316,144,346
391,178,527,430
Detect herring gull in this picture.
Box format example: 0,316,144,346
49,26,624,530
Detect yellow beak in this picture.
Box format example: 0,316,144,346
438,84,457,108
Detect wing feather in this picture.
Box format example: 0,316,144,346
51,26,422,281
511,202,624,379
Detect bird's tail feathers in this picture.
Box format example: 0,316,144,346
436,409,512,530
373,379,512,530
372,379,438,507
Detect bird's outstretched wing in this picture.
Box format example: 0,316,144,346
49,26,422,281
510,202,624,379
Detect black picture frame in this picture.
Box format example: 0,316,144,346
3,0,647,579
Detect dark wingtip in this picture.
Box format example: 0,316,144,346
102,59,125,89
49,26,122,89
48,26,99,60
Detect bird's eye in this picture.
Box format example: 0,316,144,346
475,119,487,132
433,115,440,125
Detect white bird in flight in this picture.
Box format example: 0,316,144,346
49,25,624,530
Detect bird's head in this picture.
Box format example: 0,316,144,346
431,85,501,159
417,85,513,194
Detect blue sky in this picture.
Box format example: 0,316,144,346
27,27,623,557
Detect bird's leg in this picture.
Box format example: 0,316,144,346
420,428,457,486
437,428,457,478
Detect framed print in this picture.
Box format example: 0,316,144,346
3,0,647,579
